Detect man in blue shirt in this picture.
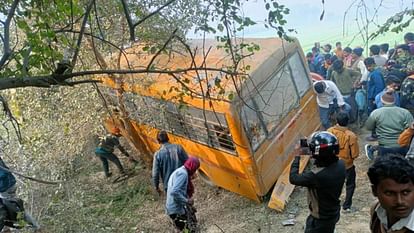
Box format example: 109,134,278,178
152,131,188,194
364,57,386,115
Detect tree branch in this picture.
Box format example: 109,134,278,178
120,0,135,41
121,0,177,41
0,0,20,69
69,0,95,73
146,28,178,70
0,66,243,91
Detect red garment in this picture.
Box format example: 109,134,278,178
184,157,200,198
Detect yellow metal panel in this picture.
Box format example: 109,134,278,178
268,155,310,211
253,90,320,196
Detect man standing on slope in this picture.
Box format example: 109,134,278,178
152,130,188,195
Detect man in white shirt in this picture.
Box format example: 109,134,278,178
368,155,414,233
313,80,348,130
370,45,387,67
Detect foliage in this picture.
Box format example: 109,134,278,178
370,9,414,39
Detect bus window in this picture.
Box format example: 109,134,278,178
241,99,267,151
180,106,237,154
122,93,237,154
254,63,299,133
289,52,311,96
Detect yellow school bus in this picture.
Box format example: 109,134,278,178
99,38,320,211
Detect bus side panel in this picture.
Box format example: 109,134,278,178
254,90,320,195
121,119,261,202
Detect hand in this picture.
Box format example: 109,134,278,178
294,144,310,156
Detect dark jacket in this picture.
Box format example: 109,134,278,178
0,159,16,193
152,143,188,192
289,156,346,219
95,135,129,156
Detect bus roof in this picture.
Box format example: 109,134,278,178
103,37,301,102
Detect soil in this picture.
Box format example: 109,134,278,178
135,125,378,233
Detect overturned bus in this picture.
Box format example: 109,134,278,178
99,37,320,211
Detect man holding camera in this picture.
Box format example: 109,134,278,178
289,132,346,233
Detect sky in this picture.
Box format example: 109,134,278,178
190,0,414,49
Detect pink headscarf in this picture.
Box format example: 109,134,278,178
184,157,200,198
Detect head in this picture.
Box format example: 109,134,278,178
332,60,344,73
157,130,169,144
184,157,200,176
369,45,381,56
367,154,414,223
352,47,363,59
308,131,339,167
388,48,396,59
380,43,389,54
385,75,401,91
343,47,352,57
323,44,332,53
336,112,349,127
324,54,332,65
313,81,326,94
381,92,395,105
396,44,410,58
404,32,414,44
364,57,376,71
335,42,342,49
306,52,313,61
312,47,319,55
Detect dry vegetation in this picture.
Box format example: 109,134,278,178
1,86,377,233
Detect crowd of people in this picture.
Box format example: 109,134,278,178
296,32,414,233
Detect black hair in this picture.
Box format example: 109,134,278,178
353,48,363,57
336,42,341,46
306,52,313,58
380,43,389,53
396,44,410,51
367,154,414,188
369,45,380,55
314,81,325,94
324,53,332,60
364,57,376,66
332,60,344,72
404,32,414,42
385,75,401,85
336,112,349,127
324,44,332,51
344,47,352,53
157,130,169,144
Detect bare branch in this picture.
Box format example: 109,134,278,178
120,0,135,41
146,28,178,70
0,0,20,69
69,0,95,73
133,0,176,28
121,0,177,41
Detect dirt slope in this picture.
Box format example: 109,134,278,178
136,126,377,233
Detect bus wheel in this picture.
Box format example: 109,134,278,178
197,169,215,187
